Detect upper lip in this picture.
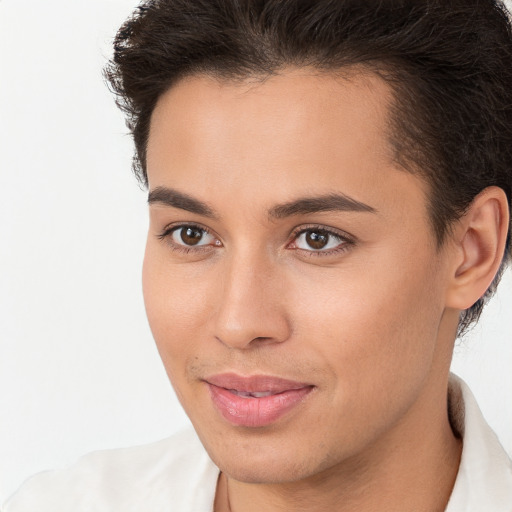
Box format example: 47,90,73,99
204,373,312,394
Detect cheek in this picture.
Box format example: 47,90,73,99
142,242,214,378
278,260,444,456
292,252,444,394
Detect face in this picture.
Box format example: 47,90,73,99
143,69,455,484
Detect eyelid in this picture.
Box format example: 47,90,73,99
157,222,222,251
156,221,354,257
158,221,214,237
288,224,355,255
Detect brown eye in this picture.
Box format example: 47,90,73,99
171,226,216,247
305,231,329,250
180,227,203,245
294,229,346,252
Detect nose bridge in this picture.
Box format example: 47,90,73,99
214,248,290,349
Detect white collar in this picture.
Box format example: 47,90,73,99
445,374,512,511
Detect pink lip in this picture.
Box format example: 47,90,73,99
205,373,314,428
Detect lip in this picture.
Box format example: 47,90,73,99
204,373,314,428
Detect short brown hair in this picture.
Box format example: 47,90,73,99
105,0,512,334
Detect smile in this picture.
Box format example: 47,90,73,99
204,373,314,428
228,390,274,398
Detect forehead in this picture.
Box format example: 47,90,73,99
150,67,392,127
148,69,394,172
146,69,427,224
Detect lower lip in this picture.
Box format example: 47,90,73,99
207,384,313,427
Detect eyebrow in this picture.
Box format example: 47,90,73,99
148,187,217,218
268,193,377,218
147,187,377,219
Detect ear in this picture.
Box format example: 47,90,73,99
445,186,510,310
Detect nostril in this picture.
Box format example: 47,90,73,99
214,334,284,349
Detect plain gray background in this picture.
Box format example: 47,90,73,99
1,0,511,502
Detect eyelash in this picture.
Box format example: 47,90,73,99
157,223,354,257
288,224,354,258
157,223,218,255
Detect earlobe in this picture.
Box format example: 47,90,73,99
446,186,509,310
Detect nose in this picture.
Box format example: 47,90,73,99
213,252,291,350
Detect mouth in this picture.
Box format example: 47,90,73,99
204,373,315,428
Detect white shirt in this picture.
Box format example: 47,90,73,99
3,375,511,511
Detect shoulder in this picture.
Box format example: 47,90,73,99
446,374,512,512
2,429,219,512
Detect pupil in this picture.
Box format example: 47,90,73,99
181,227,203,245
306,231,328,250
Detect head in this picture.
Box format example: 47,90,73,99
106,0,512,485
107,0,512,334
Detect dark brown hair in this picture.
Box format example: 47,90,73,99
105,0,512,335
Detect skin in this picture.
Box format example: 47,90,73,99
142,69,507,511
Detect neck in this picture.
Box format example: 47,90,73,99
215,373,462,512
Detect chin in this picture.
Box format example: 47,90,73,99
201,432,328,484
221,458,314,485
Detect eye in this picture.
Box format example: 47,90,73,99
292,227,350,253
170,226,217,247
